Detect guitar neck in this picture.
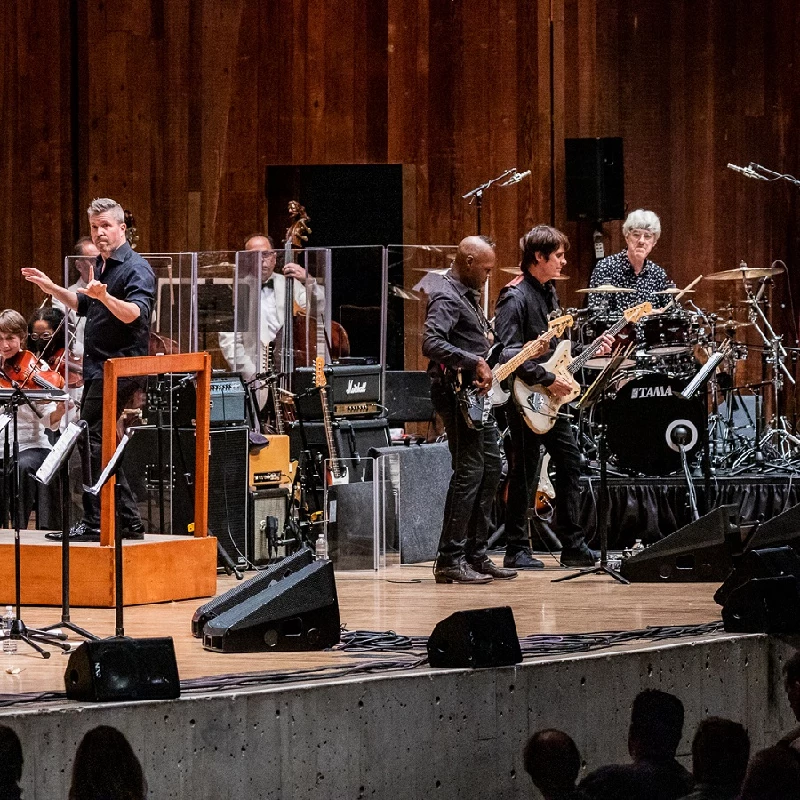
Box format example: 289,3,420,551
319,386,344,479
569,315,630,374
494,332,554,382
269,378,285,435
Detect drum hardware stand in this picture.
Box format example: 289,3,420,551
0,384,72,658
554,350,630,586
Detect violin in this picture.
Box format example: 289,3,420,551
0,349,65,392
46,347,84,389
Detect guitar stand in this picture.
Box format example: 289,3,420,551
0,385,72,657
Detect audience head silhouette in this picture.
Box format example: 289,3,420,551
691,716,749,793
738,745,800,800
68,726,146,800
784,649,800,721
524,728,581,799
0,726,23,799
628,689,685,761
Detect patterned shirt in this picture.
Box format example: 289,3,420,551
588,250,674,316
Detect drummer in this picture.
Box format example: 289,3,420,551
588,209,674,316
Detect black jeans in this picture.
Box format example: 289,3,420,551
433,386,502,566
80,378,143,530
505,409,585,554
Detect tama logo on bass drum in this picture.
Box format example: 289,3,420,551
631,385,673,399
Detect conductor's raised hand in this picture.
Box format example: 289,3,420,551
21,267,58,294
74,264,108,301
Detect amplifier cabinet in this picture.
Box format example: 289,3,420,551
249,486,293,564
293,364,382,419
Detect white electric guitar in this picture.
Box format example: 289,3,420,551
491,315,574,407
513,302,652,434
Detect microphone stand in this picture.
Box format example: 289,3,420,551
462,168,517,235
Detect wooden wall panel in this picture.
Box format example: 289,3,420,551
0,0,797,364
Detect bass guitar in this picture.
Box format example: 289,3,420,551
513,302,652,434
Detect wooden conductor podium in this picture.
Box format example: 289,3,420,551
0,353,218,608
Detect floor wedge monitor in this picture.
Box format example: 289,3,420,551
191,548,314,637
427,607,522,669
202,559,340,653
619,505,740,582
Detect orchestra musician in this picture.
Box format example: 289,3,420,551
423,235,518,585
0,309,65,529
588,209,674,315
495,226,613,570
22,197,155,542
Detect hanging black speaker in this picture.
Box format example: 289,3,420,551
714,546,800,607
427,607,522,669
619,505,740,582
202,560,340,653
721,575,800,633
565,137,625,221
64,637,180,702
191,548,314,637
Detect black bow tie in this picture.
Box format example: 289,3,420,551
263,278,274,289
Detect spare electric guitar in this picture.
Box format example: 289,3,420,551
513,302,652,434
490,314,574,407
314,355,348,485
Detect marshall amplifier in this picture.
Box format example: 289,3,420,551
293,364,382,419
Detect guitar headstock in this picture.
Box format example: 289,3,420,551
547,314,574,337
314,355,327,388
124,209,139,250
624,302,653,323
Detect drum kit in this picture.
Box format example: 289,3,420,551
568,262,799,477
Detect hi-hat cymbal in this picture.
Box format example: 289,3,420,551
706,265,785,281
575,284,636,294
718,320,753,332
654,287,696,295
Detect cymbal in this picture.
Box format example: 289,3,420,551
575,284,636,294
654,288,696,295
389,285,421,301
412,267,448,275
705,265,785,281
718,320,753,331
500,268,569,280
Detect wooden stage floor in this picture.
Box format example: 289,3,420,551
0,555,725,697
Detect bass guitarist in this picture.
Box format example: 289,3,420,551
422,235,517,585
495,226,613,570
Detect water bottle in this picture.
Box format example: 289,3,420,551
631,539,645,557
315,532,329,561
3,606,17,654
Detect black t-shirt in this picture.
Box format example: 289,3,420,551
76,242,155,381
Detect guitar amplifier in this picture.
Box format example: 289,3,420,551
210,375,248,426
293,364,382,419
249,435,293,487
249,486,293,564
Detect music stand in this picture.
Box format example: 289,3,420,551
0,384,71,657
553,345,634,585
35,420,99,641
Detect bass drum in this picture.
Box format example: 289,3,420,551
603,371,705,476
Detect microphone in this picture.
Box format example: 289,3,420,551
501,170,532,187
727,163,768,181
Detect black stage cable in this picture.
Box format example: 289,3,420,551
0,621,726,708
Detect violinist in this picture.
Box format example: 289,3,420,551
218,234,321,386
28,306,66,372
22,197,155,543
0,309,64,529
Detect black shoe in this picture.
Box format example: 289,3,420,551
560,543,598,568
120,522,145,540
434,559,493,585
469,558,518,580
45,522,100,542
503,551,544,570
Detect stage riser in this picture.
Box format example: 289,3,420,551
3,635,797,799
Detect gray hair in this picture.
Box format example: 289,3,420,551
87,197,124,223
623,209,661,240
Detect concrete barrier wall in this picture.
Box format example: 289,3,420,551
2,633,799,799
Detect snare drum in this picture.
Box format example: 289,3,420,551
641,312,695,355
582,315,637,370
602,371,705,475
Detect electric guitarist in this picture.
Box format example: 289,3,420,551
494,225,613,570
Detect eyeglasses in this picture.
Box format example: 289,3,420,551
29,331,54,341
628,230,655,241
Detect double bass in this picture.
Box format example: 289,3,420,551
277,201,349,391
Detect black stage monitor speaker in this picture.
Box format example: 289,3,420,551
64,637,180,702
565,137,625,222
722,575,800,634
202,560,340,653
191,548,314,637
619,505,740,582
428,607,522,669
369,442,452,563
714,546,800,607
745,502,800,552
